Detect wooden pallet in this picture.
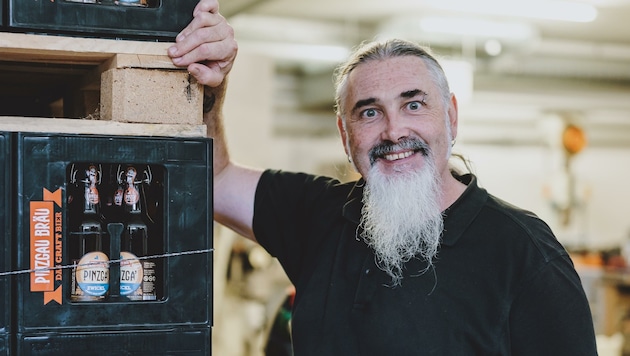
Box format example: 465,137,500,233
0,32,204,137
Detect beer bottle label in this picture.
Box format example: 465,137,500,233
120,251,143,296
76,251,110,297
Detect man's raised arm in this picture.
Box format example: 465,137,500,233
168,0,263,241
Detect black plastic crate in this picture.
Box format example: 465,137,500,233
17,327,211,355
0,333,8,356
0,131,11,355
6,0,198,41
1,0,5,28
14,133,213,333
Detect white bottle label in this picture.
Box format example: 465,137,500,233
76,251,110,297
120,251,144,296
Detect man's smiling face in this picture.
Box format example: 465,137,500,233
337,55,458,184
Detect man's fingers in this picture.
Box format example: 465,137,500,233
186,36,237,87
171,12,225,57
168,13,234,66
168,0,237,87
171,27,236,68
188,62,227,88
178,0,219,42
193,0,219,17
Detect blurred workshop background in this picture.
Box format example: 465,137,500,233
212,1,630,355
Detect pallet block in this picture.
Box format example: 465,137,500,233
101,67,202,124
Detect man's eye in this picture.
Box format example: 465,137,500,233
362,108,377,118
407,101,423,110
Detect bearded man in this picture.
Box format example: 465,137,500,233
169,1,598,354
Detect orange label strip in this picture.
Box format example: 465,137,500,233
30,201,55,292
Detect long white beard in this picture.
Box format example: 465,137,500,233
359,158,444,287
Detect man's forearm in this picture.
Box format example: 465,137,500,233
202,80,262,240
203,82,230,178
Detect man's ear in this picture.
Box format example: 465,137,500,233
337,116,349,156
448,93,459,140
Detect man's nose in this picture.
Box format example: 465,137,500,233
381,111,409,143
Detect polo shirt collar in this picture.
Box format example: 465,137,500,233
441,174,487,246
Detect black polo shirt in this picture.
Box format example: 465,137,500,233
253,170,597,355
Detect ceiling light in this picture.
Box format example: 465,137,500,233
420,17,536,41
239,41,350,64
427,0,597,22
484,39,503,56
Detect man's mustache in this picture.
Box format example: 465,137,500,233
369,138,430,166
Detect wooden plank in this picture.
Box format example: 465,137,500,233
0,117,206,138
106,53,178,70
0,32,176,66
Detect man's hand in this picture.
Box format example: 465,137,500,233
168,0,237,87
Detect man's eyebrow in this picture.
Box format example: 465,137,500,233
350,90,427,115
351,97,376,115
401,89,427,98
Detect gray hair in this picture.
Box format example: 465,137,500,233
333,39,451,122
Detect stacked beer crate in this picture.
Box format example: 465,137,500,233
0,32,213,355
